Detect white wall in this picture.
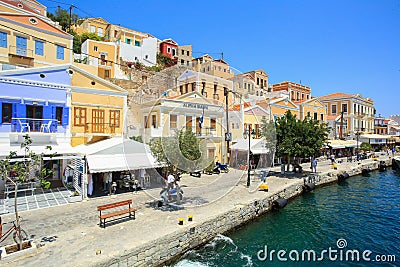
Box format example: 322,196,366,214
119,37,157,66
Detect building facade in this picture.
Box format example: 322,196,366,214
80,39,116,79
299,97,327,123
177,44,192,67
192,54,234,80
159,38,178,61
0,13,73,69
272,81,311,104
318,92,375,139
74,17,109,38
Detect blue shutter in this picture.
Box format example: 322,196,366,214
0,102,2,125
62,107,69,126
43,105,52,130
51,106,57,130
35,40,44,56
0,32,7,48
16,36,27,56
56,45,64,60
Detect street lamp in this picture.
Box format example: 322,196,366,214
243,125,256,187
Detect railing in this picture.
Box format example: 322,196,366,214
11,118,59,133
9,46,34,58
99,60,113,67
181,126,218,137
84,122,117,134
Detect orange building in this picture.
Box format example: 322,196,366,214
272,81,311,104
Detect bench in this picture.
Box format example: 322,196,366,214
97,199,136,228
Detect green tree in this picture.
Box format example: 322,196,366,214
150,130,202,173
264,110,328,171
360,142,373,152
72,32,103,54
260,116,277,165
130,136,143,143
157,53,176,68
0,135,54,250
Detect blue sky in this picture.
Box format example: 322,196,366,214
43,0,400,117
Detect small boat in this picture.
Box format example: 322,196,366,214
393,156,400,171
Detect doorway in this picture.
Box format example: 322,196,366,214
26,105,43,131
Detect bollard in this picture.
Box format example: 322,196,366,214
188,215,193,222
178,218,184,225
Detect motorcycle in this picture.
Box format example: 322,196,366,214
159,183,183,206
216,162,229,173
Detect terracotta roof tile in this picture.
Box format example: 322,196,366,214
319,92,354,100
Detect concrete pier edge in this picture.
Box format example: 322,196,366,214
101,158,392,267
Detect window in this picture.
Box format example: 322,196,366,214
167,47,171,53
208,148,215,159
97,28,103,37
201,82,206,95
214,84,217,94
307,111,311,117
134,40,140,47
296,91,300,100
90,25,95,33
332,104,337,114
302,93,304,100
257,78,259,85
35,40,44,55
109,110,120,128
320,114,324,121
181,59,185,65
56,45,64,60
185,84,188,93
2,103,12,123
16,36,27,56
145,55,148,59
172,48,176,56
181,49,184,55
342,103,348,113
73,107,86,126
314,112,318,120
94,46,98,52
92,109,105,133
0,31,7,48
307,94,309,100
187,51,190,56
170,114,177,129
210,118,216,130
56,107,63,125
126,38,131,44
152,115,157,128
104,69,110,78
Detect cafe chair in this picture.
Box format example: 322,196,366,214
40,121,52,133
19,120,30,132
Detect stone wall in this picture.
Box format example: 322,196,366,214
98,159,391,267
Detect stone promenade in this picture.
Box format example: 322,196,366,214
0,154,391,266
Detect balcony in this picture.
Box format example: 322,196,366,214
98,60,113,68
9,118,59,144
182,126,219,138
84,122,119,136
8,46,34,67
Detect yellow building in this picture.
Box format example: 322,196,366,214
140,91,225,163
318,92,375,139
0,13,73,68
80,39,116,79
299,97,327,123
0,0,49,20
68,65,128,146
259,97,300,120
192,54,234,80
73,17,109,38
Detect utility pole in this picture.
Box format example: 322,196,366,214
224,87,230,164
339,111,344,140
69,5,74,32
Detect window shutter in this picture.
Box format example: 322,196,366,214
16,104,26,132
0,102,2,125
62,107,69,126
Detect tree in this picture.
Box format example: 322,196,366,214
264,110,329,171
150,130,205,174
0,135,54,250
360,142,373,152
72,32,103,54
260,116,277,166
130,136,143,143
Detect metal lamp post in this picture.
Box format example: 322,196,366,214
244,125,256,187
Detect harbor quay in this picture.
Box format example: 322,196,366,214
0,155,393,267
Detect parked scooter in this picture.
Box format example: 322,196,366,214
216,161,229,173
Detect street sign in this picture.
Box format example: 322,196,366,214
225,132,232,141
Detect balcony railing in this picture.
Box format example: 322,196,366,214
181,126,218,137
11,118,59,133
9,46,34,58
84,122,117,135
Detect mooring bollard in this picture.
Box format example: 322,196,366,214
178,218,184,225
188,215,193,221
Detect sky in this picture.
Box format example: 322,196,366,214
42,0,400,117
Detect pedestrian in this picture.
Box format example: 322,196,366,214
312,158,318,173
330,154,335,165
392,147,396,156
167,173,175,196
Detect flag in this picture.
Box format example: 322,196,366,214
198,106,204,128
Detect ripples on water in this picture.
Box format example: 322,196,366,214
173,170,400,266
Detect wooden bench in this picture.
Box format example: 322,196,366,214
97,199,136,228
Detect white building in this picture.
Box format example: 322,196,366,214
118,37,157,66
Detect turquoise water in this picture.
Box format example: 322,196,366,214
174,170,400,266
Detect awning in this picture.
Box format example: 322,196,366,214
0,142,77,158
86,153,161,173
74,138,162,173
326,140,357,149
231,138,271,154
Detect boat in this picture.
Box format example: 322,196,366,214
393,156,400,171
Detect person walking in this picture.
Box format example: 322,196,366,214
167,173,175,197
392,147,396,156
330,154,335,165
312,158,318,173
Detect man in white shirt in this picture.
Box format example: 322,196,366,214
167,173,175,196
